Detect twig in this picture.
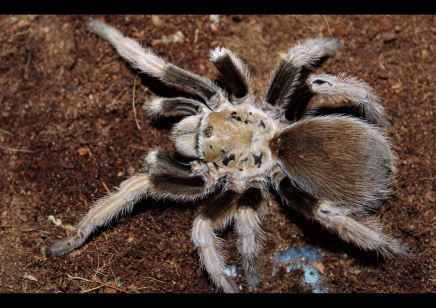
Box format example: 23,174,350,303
20,228,51,235
0,128,13,135
194,28,199,44
100,178,111,194
81,285,104,293
67,274,128,293
132,75,141,130
111,89,126,106
130,145,149,151
0,144,34,153
24,50,32,80
143,276,164,284
323,15,334,39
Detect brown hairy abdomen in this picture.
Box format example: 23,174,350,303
277,116,395,210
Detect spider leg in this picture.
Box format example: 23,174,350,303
146,97,211,118
192,190,240,293
306,73,391,126
275,176,409,257
265,38,341,117
233,187,267,289
50,149,214,256
86,20,225,109
210,47,252,101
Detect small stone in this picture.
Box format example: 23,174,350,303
380,17,392,31
151,15,163,28
376,71,389,79
17,19,30,30
18,213,28,222
382,31,397,42
425,192,435,203
127,284,137,290
312,261,325,274
77,147,88,156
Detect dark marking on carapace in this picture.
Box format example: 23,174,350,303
204,126,213,138
259,120,265,129
251,152,263,168
240,157,249,164
231,111,242,122
222,154,236,166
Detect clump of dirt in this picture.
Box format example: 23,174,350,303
0,15,435,293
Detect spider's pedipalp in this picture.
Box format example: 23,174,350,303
307,73,391,126
266,38,341,117
50,149,213,256
192,190,240,293
210,47,252,100
146,97,211,118
171,115,203,159
87,20,224,109
234,187,267,289
275,116,396,212
276,177,409,257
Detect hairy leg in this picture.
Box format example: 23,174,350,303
275,176,409,257
50,149,214,256
307,73,391,126
192,190,240,293
233,187,267,289
210,47,252,100
266,38,341,116
86,20,224,108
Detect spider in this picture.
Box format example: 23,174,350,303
50,19,409,293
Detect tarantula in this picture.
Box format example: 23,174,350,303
50,19,408,293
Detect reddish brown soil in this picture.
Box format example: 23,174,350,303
0,15,435,293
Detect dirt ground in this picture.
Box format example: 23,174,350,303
0,15,435,293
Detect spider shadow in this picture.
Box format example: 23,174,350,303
276,197,389,270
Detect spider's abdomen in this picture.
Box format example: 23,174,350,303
200,109,276,174
276,116,396,211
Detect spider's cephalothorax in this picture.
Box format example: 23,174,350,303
50,20,409,293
